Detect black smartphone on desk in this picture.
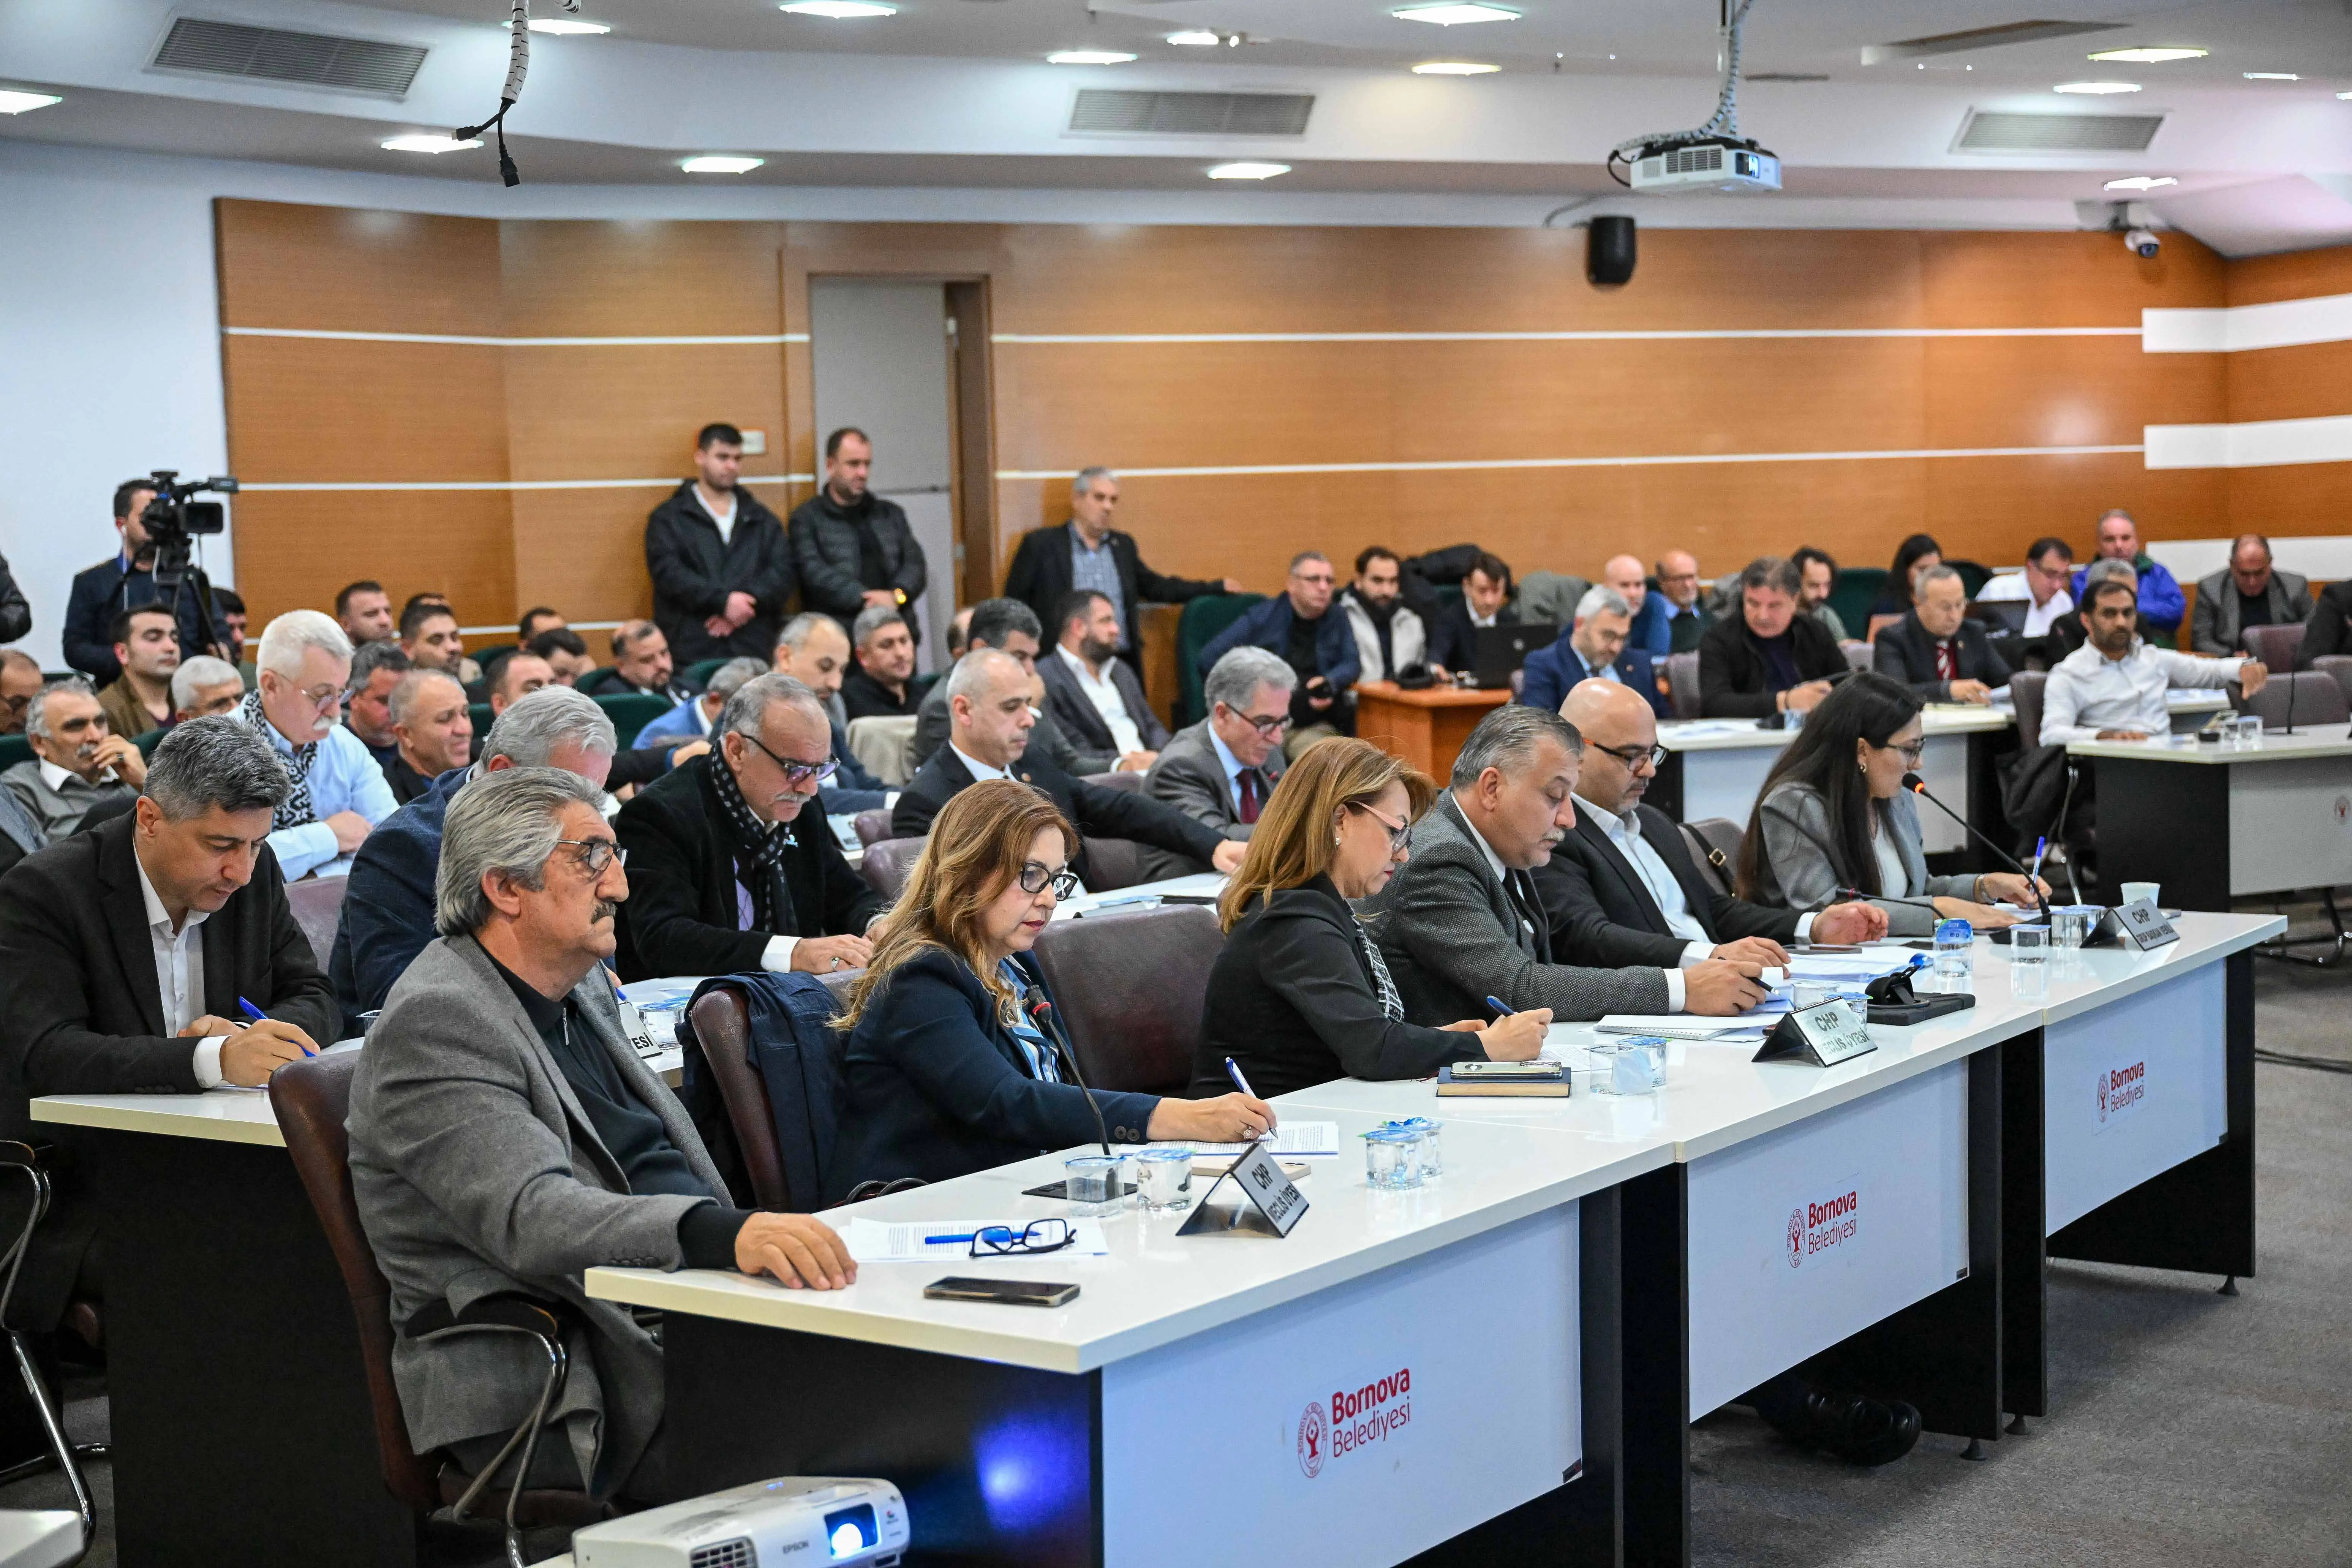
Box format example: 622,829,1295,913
924,1277,1080,1307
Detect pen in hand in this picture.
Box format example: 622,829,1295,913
240,995,316,1057
1486,995,1515,1016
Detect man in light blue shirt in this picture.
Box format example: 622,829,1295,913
236,610,397,879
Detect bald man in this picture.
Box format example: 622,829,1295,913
1532,680,1885,970
1654,550,1708,654
1602,554,1671,660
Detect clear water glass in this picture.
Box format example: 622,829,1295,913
1590,1040,1665,1095
2009,924,2048,964
1379,1118,1443,1178
1364,1127,1424,1190
1132,1149,1193,1214
2051,906,2098,949
1932,918,1974,990
1063,1154,1121,1217
2237,714,2262,749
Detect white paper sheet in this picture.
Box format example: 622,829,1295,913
1144,1121,1341,1157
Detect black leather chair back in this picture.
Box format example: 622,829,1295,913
1032,904,1222,1096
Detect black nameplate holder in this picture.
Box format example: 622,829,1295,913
2104,897,2180,951
1175,1140,1309,1238
1753,999,1880,1067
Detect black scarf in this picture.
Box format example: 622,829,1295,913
708,754,798,936
240,688,317,831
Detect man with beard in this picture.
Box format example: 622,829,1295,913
1038,590,1166,770
1337,547,1429,683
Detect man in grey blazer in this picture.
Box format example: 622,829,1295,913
2191,533,2314,655
347,767,854,1503
1364,705,1770,1022
1140,647,1296,882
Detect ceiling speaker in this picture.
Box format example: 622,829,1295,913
1587,216,1636,287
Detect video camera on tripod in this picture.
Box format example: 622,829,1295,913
139,469,238,652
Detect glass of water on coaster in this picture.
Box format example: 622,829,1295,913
1131,1148,1193,1214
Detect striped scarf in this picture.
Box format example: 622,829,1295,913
708,752,797,935
239,689,317,832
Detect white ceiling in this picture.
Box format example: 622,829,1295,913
5,0,2352,251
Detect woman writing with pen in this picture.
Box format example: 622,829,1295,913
1190,738,1552,1102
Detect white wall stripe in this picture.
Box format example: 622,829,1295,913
2144,415,2352,469
221,326,808,347
995,444,2143,481
2142,294,2352,354
993,327,2142,346
236,474,813,492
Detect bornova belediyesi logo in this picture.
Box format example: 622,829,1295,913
2098,1059,2146,1125
1789,1187,1860,1268
1298,1367,1412,1478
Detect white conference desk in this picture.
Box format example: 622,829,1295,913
2068,730,2352,909
590,914,2275,1568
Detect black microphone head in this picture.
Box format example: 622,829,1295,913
1021,985,1051,1017
1900,771,1927,793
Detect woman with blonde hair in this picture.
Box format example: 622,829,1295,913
829,778,1272,1201
1188,738,1551,1100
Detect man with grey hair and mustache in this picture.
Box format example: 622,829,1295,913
0,716,336,1327
237,608,397,878
2,677,145,840
1364,703,1770,1023
348,765,854,1505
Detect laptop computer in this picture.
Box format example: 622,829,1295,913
1472,623,1559,690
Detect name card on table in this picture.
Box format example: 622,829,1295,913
1178,1140,1310,1238
1754,999,1879,1068
2107,898,2180,952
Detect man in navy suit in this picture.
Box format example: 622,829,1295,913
1517,586,1668,717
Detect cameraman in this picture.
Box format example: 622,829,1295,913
63,479,227,684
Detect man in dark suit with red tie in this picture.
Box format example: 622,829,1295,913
1138,647,1296,881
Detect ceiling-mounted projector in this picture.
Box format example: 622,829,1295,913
1627,138,1781,194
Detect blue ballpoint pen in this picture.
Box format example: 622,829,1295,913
1223,1056,1258,1098
1486,996,1514,1016
240,995,316,1057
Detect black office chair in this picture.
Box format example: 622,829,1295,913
0,1144,101,1568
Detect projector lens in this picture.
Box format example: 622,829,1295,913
824,1503,877,1556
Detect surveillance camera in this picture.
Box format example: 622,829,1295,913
2124,228,2160,259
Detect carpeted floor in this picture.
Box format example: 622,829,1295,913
8,914,2348,1567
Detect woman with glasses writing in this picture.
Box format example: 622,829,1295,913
1189,738,1551,1102
1735,673,2042,936
829,779,1273,1201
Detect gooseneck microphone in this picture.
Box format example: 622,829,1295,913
1901,772,2050,918
1023,984,1112,1160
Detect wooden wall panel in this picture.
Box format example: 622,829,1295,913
1922,337,2222,447
501,344,786,481
230,491,515,630
2227,246,2352,307
1919,231,2222,324
216,199,503,335
2224,341,2352,427
222,338,511,483
497,220,790,336
2229,462,2352,532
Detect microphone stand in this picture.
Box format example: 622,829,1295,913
1901,772,2051,922
1023,984,1114,1164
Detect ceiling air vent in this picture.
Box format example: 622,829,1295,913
1862,19,2123,64
1954,109,2164,154
150,16,428,99
1069,89,1314,137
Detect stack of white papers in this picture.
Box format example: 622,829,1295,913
1594,1016,1761,1041
1146,1121,1341,1157
842,1218,1111,1263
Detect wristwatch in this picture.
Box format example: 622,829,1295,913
892,588,908,607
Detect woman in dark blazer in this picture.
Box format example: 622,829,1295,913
830,779,1270,1200
1190,738,1551,1101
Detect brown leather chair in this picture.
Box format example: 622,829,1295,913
284,877,348,971
2242,621,2305,672
2312,654,2352,705
269,1054,605,1562
1084,837,1145,891
688,971,892,1214
1032,904,1222,1096
1678,817,1744,900
2007,670,2048,748
1081,770,1145,794
858,838,925,899
851,809,893,849
1664,651,1702,719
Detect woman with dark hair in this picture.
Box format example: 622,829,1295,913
1864,534,1943,640
829,778,1270,1199
1734,673,2045,936
1190,738,1551,1100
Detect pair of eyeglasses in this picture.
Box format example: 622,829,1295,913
553,838,628,876
1225,707,1293,740
1018,862,1083,898
1592,741,1669,770
738,731,839,790
1348,801,1413,853
1888,741,1927,764
294,683,343,709
971,1219,1074,1258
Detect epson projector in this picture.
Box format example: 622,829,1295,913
572,1477,908,1568
1629,139,1781,194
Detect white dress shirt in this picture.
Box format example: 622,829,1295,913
693,484,737,545
1977,571,2075,635
951,744,1013,783
2039,639,2245,746
1056,644,1145,754
1458,795,1691,1012
134,847,228,1088
1576,796,1815,981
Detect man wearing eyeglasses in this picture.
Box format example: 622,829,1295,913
1533,681,1887,972
615,673,883,982
1140,646,1296,881
234,610,397,880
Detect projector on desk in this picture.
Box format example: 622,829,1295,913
573,1477,907,1568
1628,138,1781,194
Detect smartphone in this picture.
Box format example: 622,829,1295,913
1451,1060,1565,1078
923,1277,1080,1308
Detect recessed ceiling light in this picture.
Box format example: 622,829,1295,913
1047,49,1136,64
2243,72,2299,81
681,155,764,174
0,89,62,114
2088,47,2206,63
2339,91,2352,100
1413,61,1501,74
1167,29,1220,46
1208,161,1291,179
2104,175,2178,191
1392,3,1521,25
520,17,609,33
2054,81,2141,94
382,133,481,154
779,1,895,16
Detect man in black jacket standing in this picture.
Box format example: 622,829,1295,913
894,650,1243,887
787,428,928,624
644,423,795,665
614,674,882,982
1870,565,2011,705
1533,682,1885,969
63,478,226,683
1000,467,1236,672
0,717,335,1328
1698,556,1848,719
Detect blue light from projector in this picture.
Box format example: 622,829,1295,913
823,1502,877,1557
974,1413,1087,1533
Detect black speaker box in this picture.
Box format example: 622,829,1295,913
1587,215,1637,286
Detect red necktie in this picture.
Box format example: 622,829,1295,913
1934,640,1957,681
1237,768,1263,825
